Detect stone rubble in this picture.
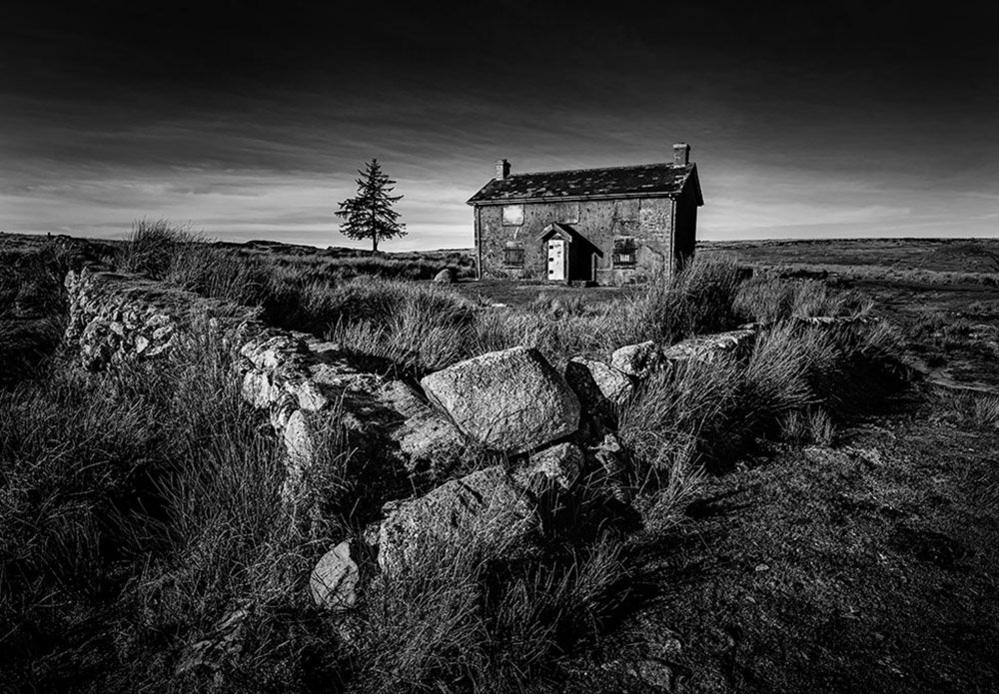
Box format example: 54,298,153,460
310,540,360,610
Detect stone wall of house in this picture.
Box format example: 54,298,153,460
476,196,682,285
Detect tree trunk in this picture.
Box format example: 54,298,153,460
372,235,378,254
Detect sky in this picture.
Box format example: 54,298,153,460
2,1,997,250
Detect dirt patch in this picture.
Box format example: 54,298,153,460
452,278,636,309
562,389,999,692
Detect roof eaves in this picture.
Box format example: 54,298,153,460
467,190,681,206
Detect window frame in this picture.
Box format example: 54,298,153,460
502,204,524,226
612,237,638,267
502,245,525,267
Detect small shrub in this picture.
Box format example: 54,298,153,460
117,219,197,278
808,408,836,445
779,407,836,446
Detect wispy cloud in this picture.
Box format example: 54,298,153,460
1,3,997,248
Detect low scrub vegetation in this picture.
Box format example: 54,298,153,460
0,221,913,691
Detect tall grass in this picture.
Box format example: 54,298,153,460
11,221,911,690
117,218,199,279
350,518,626,693
620,318,906,481
0,238,75,383
1,312,631,691
323,278,480,373
734,276,872,323
0,322,316,690
116,222,881,383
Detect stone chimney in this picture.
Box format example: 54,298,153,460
672,143,691,166
495,159,511,180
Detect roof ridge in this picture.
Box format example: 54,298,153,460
506,161,687,177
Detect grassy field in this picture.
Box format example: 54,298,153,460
0,227,997,692
699,238,999,393
700,237,999,275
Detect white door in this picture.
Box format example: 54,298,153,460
547,239,566,281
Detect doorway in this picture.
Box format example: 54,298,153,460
547,238,566,281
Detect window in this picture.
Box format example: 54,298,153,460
558,202,580,224
502,205,524,226
503,246,525,266
613,237,637,266
616,199,639,221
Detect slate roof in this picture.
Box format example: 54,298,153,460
467,162,700,205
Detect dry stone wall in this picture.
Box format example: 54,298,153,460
64,266,261,370
62,268,873,613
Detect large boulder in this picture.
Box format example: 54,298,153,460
432,268,454,285
377,465,537,575
420,346,580,454
661,329,756,364
610,341,662,378
564,357,633,421
310,540,360,610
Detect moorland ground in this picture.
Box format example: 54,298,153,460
1,228,997,693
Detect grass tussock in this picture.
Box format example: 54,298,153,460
935,389,999,429
350,519,626,693
734,276,871,324
620,318,906,483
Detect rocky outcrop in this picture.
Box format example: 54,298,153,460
376,465,538,576
375,380,467,475
420,346,581,454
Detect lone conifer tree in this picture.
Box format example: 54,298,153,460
335,159,406,252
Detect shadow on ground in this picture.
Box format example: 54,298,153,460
562,385,999,693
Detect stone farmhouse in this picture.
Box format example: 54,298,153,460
467,143,703,285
